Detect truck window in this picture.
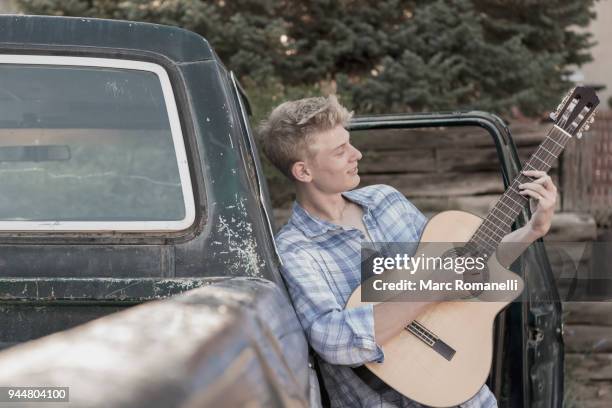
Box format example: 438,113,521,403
0,55,195,231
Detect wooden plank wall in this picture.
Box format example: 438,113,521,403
563,111,612,227
563,301,612,408
351,122,559,218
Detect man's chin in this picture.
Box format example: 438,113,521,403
348,175,360,189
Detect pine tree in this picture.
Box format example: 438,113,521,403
16,0,597,116
278,0,597,115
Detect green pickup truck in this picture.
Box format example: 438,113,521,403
0,15,563,407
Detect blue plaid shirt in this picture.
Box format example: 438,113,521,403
276,184,497,408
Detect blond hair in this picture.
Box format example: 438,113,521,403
258,95,353,180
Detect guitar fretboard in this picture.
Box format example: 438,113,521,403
468,125,571,256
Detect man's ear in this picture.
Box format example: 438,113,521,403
291,161,312,183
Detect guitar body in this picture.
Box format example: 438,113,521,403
345,210,525,407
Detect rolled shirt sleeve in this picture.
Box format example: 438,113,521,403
280,248,384,367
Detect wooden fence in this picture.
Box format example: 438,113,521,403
562,110,612,227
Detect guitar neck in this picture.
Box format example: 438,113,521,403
468,125,571,256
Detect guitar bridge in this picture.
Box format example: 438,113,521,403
406,321,456,361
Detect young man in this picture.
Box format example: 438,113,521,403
258,96,557,407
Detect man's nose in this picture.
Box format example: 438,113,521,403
350,144,362,161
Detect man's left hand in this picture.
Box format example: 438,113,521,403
518,169,557,238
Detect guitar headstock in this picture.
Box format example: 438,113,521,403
550,86,600,139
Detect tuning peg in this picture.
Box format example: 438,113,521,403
562,88,574,104
589,115,596,124
553,87,575,118
577,122,592,140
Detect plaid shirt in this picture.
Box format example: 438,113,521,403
276,184,497,408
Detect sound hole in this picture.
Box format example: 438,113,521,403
441,246,489,298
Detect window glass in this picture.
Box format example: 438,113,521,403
0,61,190,226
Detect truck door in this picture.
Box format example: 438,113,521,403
348,112,563,408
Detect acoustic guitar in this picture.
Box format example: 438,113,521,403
345,86,599,407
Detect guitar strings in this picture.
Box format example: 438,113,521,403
468,125,570,257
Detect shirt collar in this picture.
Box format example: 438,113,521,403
290,189,375,238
